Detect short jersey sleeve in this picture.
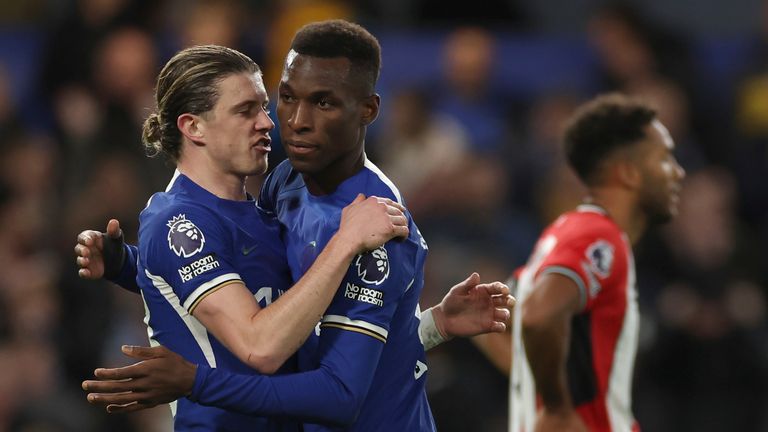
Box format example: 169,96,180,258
140,206,242,313
536,227,627,312
320,239,417,343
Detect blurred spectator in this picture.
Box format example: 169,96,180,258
433,26,509,155
263,0,355,91
509,92,585,225
38,0,154,99
732,0,768,236
371,88,470,218
90,27,170,193
177,0,245,48
0,65,24,142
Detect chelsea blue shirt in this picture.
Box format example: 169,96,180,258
189,159,436,431
137,171,298,432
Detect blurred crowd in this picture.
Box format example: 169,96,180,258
1,0,768,431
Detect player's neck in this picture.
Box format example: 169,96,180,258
176,161,248,201
302,148,365,196
585,190,647,245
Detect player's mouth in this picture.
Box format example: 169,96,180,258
669,184,682,202
253,136,272,152
285,139,318,156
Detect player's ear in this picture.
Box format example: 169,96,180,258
616,159,642,189
360,93,380,126
178,113,206,145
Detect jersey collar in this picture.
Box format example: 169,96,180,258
576,203,608,215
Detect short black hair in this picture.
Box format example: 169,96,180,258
290,19,381,94
563,93,656,185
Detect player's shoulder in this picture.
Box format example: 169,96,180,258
550,204,623,244
361,159,403,204
268,159,294,182
260,160,304,210
140,192,223,246
264,160,302,191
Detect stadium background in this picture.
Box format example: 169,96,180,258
1,0,767,430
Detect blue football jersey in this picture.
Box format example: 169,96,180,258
137,171,298,431
259,159,436,431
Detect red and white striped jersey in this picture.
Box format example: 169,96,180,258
509,204,640,432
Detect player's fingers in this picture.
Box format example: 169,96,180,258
491,295,508,307
122,344,169,360
351,193,366,204
107,401,151,414
494,307,511,322
78,268,91,279
490,321,506,333
459,272,481,293
106,219,122,239
74,243,90,258
477,282,510,296
83,379,137,394
378,197,406,213
87,391,139,406
389,214,408,228
392,225,410,239
507,295,516,308
385,203,406,216
76,256,89,268
77,230,100,246
93,364,145,380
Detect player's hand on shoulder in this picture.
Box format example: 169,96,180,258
82,344,196,414
338,194,409,253
75,219,125,279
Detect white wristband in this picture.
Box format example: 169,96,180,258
419,307,447,351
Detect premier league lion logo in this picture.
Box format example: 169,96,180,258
586,240,614,278
355,246,390,285
167,214,205,258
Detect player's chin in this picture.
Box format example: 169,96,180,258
651,206,675,225
244,159,269,176
285,154,321,174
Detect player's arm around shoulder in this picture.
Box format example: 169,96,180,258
196,194,409,374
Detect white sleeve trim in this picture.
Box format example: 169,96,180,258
321,314,389,341
183,273,241,312
540,266,588,310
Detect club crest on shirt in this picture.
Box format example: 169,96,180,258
355,246,389,285
586,239,614,278
167,214,205,258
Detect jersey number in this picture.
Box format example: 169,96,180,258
254,287,273,306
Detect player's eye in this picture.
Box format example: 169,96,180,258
317,98,331,109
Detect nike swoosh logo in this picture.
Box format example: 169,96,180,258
242,245,258,255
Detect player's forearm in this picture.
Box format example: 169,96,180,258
522,313,574,412
244,234,358,373
190,330,381,426
191,365,358,426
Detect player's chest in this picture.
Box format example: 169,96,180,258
277,192,343,275
232,219,292,305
